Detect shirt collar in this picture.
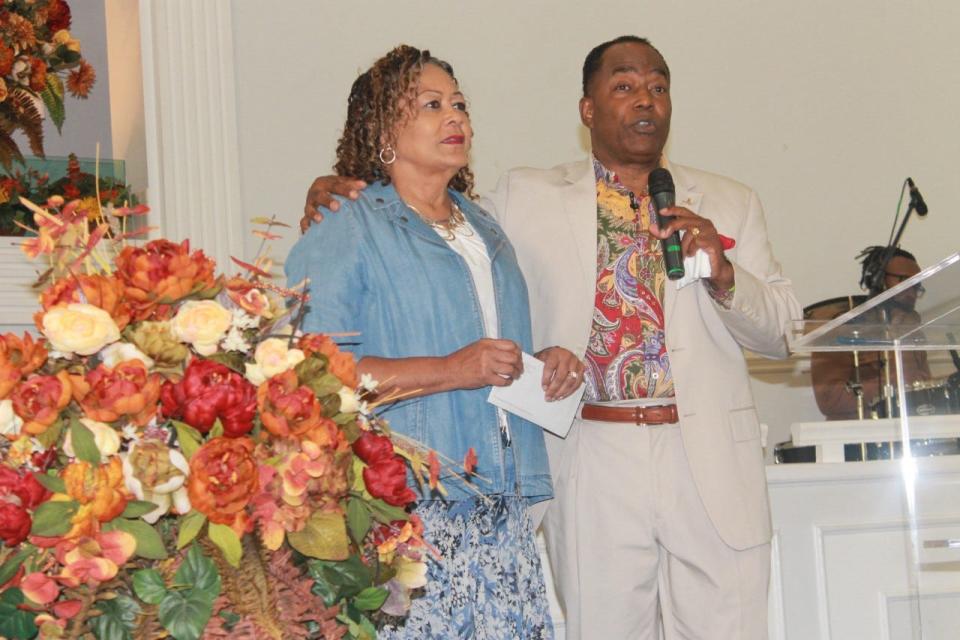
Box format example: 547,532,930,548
590,154,668,192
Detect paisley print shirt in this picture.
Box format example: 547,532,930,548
583,157,675,401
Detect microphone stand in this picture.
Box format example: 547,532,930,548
866,196,922,454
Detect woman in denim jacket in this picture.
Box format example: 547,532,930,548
286,45,582,639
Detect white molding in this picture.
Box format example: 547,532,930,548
138,0,244,269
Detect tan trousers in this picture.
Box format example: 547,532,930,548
542,418,770,640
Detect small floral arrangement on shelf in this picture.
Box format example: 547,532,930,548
0,196,477,639
0,0,96,170
0,153,137,236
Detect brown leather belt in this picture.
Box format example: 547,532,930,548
580,403,679,425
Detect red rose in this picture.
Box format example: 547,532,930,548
0,467,50,547
0,502,31,546
47,0,72,32
363,458,416,507
352,432,395,465
161,359,257,437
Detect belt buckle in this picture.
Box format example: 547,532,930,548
634,406,646,425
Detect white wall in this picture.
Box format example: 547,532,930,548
231,0,960,299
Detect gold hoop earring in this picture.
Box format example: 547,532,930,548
379,145,396,165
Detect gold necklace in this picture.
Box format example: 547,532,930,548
406,201,472,241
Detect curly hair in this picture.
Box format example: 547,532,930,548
334,45,475,196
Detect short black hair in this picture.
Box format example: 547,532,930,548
582,36,668,96
857,245,918,292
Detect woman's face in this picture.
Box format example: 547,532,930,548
390,63,472,178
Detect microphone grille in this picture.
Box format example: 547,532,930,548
648,168,674,195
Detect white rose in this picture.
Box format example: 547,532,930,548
0,399,23,437
100,342,155,369
62,418,122,461
41,303,121,356
170,300,232,356
244,338,305,385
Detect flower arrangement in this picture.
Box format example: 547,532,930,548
0,0,96,170
0,154,137,235
0,197,475,639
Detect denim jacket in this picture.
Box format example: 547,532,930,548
286,181,553,504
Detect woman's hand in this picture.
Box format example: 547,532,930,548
301,175,367,232
444,338,523,389
535,346,584,401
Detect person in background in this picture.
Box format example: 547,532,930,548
811,246,930,420
286,44,583,639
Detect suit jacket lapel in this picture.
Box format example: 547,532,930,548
562,160,599,319
663,162,703,333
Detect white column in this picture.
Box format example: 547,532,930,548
139,0,244,270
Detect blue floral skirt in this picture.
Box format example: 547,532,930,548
379,495,554,639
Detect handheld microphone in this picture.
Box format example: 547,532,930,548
906,177,928,216
648,168,685,280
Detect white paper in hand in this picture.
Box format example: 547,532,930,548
487,353,585,438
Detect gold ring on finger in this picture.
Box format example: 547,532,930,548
567,371,578,379
691,226,701,237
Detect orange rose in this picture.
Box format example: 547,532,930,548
298,334,358,387
187,437,259,533
10,370,72,436
114,239,217,321
62,457,130,539
0,333,48,399
35,274,132,331
72,360,161,427
257,370,323,440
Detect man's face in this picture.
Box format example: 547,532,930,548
884,255,923,310
580,42,672,169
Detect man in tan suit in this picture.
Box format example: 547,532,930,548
484,37,799,639
303,35,799,640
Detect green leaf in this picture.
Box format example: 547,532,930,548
158,590,213,640
352,586,388,611
175,545,221,598
176,510,206,549
110,518,168,560
133,569,167,605
69,417,102,464
89,594,140,640
34,418,63,449
0,549,33,587
208,418,224,439
30,499,78,536
204,351,245,373
207,522,242,568
333,412,357,425
32,472,66,494
0,588,39,639
307,556,372,601
366,498,409,525
40,75,65,133
287,510,350,561
121,500,159,519
172,420,203,460
346,498,371,546
306,372,344,398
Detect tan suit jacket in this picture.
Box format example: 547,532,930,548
482,158,801,550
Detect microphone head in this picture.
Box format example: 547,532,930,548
648,168,674,196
